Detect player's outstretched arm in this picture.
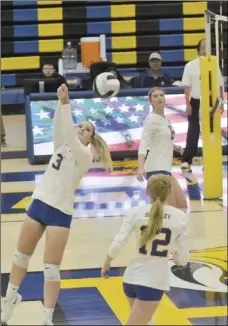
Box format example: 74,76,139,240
57,84,90,162
53,100,64,151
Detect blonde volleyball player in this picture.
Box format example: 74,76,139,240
137,87,187,212
101,174,189,325
1,84,112,326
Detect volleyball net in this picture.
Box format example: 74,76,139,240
200,9,227,200
204,8,228,94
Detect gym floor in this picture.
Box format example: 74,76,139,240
1,158,227,325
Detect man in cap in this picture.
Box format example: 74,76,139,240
131,52,174,88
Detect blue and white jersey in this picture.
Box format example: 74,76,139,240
32,102,93,215
108,204,189,291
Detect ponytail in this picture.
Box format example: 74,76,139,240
140,173,171,247
90,134,113,171
140,198,163,247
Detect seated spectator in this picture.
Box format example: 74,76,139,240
41,63,69,88
131,52,174,88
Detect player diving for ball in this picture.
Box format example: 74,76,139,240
137,87,188,212
101,173,189,325
1,84,112,325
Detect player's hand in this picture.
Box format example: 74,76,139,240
137,168,146,182
101,263,110,279
57,84,70,105
186,104,192,116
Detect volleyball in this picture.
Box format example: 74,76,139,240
93,72,120,99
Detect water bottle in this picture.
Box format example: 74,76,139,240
39,81,45,93
62,41,77,73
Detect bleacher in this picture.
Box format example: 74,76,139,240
1,0,227,89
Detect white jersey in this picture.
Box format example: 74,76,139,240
138,113,175,173
32,102,93,215
108,204,189,291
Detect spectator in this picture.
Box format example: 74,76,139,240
41,63,68,88
180,39,224,170
131,52,174,88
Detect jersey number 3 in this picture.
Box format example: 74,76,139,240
52,153,64,171
139,226,171,257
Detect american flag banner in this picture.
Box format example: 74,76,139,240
30,94,227,156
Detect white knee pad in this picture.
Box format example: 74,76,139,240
44,264,60,281
13,250,31,269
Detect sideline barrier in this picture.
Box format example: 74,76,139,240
24,86,227,165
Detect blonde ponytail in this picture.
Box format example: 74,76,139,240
91,134,113,171
140,174,171,247
140,198,163,247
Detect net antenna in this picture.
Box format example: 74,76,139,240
204,7,227,98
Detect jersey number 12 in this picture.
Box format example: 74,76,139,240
139,226,172,257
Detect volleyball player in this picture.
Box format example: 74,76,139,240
137,87,188,212
101,174,189,325
1,84,112,325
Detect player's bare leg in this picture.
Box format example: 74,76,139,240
1,216,45,323
126,296,135,309
125,299,159,325
43,226,70,325
126,297,154,325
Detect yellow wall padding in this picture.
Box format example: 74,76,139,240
39,39,64,52
37,1,62,5
1,56,40,70
38,23,63,37
111,4,135,18
184,49,197,61
183,17,205,31
111,20,136,34
38,7,63,21
112,51,137,64
184,33,205,46
182,1,207,15
112,36,136,49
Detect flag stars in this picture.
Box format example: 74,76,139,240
73,110,83,117
33,125,44,135
104,106,113,114
119,104,129,113
134,104,144,111
129,115,138,123
116,117,124,124
35,110,50,119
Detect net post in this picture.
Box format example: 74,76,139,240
214,16,221,99
200,56,223,200
204,11,211,56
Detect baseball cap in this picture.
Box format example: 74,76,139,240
149,52,162,61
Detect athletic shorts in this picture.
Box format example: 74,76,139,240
146,170,172,180
123,282,164,301
28,199,72,229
